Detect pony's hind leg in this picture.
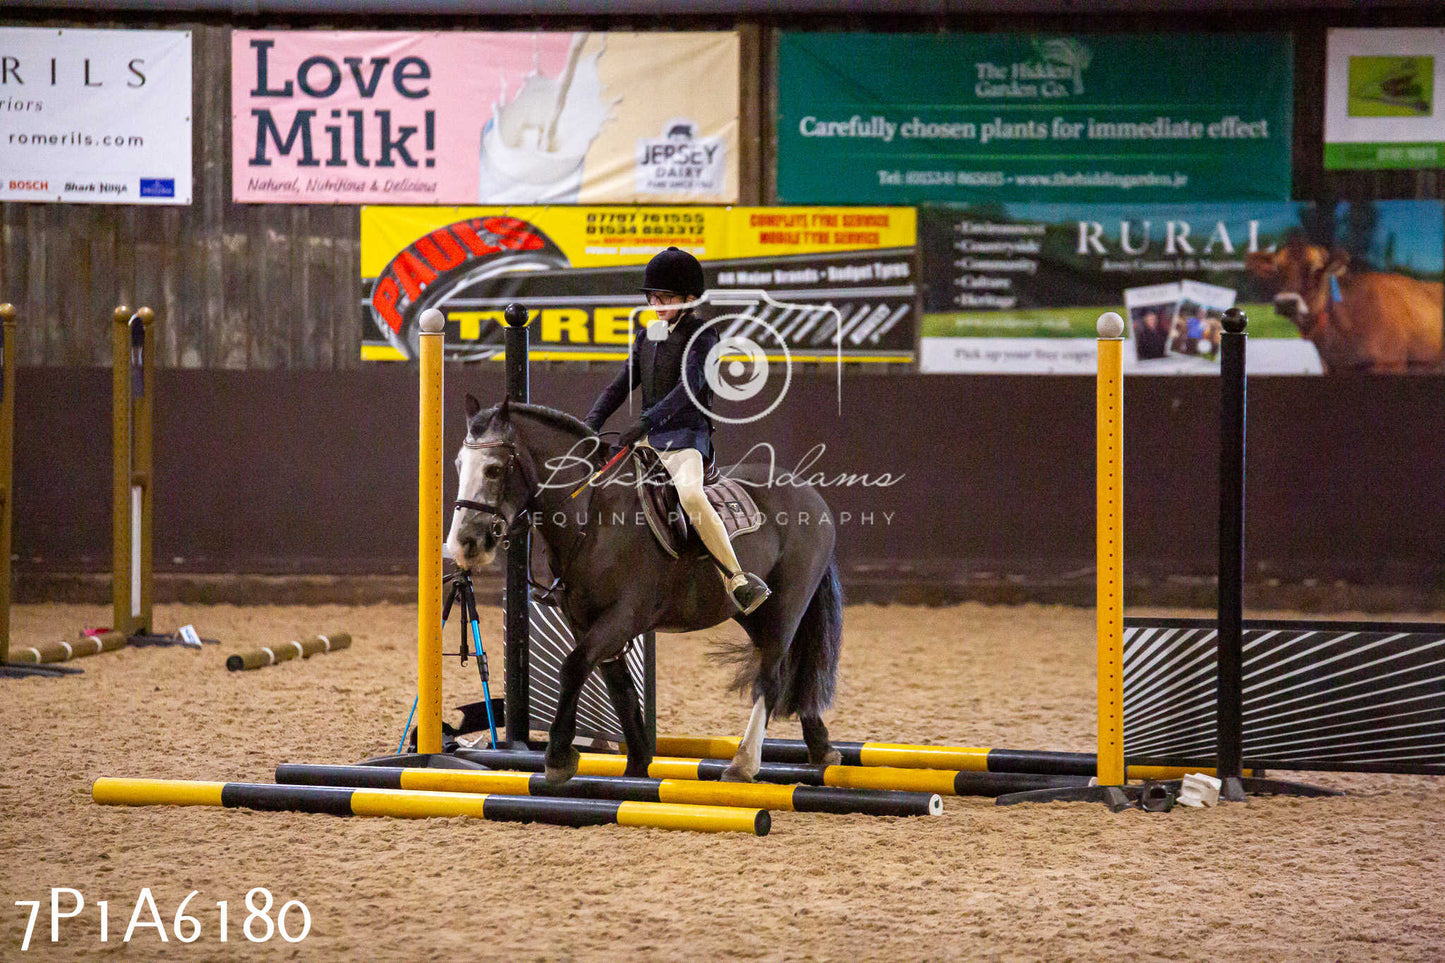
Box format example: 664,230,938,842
722,696,770,782
801,714,841,766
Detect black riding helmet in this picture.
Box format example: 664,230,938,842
640,246,705,299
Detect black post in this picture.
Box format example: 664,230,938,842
502,303,531,747
1217,308,1248,801
643,632,657,757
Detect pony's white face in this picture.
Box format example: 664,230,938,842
445,412,515,571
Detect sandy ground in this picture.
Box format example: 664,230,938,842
2,600,1442,961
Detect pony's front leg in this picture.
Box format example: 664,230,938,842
598,657,652,778
543,614,631,784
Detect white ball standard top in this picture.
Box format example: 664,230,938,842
420,308,446,334
1097,311,1125,339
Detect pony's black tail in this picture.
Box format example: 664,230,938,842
778,552,844,718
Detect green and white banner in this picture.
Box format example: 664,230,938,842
1324,28,1445,170
777,32,1293,204
919,201,1444,376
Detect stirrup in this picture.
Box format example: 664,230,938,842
727,572,771,615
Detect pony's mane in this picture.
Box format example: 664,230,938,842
479,401,595,438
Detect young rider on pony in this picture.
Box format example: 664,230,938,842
584,247,771,615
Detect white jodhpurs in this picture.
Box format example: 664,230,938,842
644,441,745,577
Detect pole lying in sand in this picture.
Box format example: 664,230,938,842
652,735,1216,782
226,633,352,672
92,776,769,835
6,630,128,665
454,748,1090,797
275,763,942,817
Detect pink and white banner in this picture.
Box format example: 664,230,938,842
232,31,739,205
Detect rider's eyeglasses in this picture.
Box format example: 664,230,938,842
646,291,685,306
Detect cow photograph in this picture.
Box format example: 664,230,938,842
1246,203,1444,374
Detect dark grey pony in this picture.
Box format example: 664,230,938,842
445,397,844,784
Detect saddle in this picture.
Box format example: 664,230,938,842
629,447,764,560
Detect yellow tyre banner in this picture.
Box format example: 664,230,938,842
360,206,918,363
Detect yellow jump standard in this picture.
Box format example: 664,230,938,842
275,763,943,817
92,777,769,835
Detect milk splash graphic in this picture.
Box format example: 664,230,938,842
477,34,615,203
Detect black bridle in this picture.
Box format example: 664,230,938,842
454,438,536,544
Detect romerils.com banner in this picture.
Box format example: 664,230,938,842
1324,28,1445,170
777,32,1292,205
360,206,918,363
0,28,192,205
919,201,1444,375
233,31,738,205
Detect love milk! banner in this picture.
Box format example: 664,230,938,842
0,27,192,204
1324,28,1445,169
919,201,1444,375
360,206,918,364
232,31,739,205
777,32,1292,205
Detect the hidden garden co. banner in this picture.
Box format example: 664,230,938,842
777,32,1292,205
919,201,1444,375
1325,28,1445,170
0,27,192,204
360,206,917,363
233,31,738,204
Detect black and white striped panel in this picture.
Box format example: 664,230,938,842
1122,618,1445,775
525,597,648,742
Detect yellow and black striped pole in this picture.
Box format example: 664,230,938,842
653,735,1223,783
1096,311,1126,788
416,309,446,756
92,776,769,835
275,763,942,817
112,306,155,638
455,748,1090,798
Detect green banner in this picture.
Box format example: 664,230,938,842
777,32,1293,204
1324,29,1445,171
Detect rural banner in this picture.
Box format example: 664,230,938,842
0,27,192,205
233,30,739,204
919,201,1444,375
1324,28,1445,170
360,205,917,363
776,32,1292,205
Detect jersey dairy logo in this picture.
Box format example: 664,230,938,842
635,119,726,196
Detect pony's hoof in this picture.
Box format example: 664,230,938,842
815,748,842,767
543,746,580,784
720,762,756,783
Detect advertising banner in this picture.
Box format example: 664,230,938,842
919,201,1444,375
0,28,192,205
1325,28,1445,170
777,32,1292,205
360,205,917,363
233,31,739,205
